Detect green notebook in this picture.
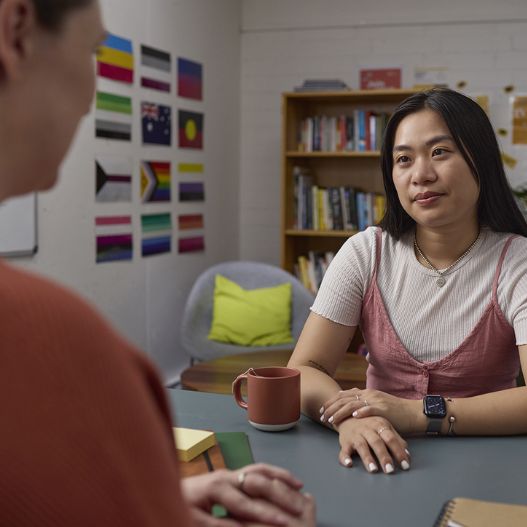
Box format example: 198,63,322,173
211,432,254,519
216,432,254,469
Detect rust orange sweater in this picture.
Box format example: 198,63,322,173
0,260,193,526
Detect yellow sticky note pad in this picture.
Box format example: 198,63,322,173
173,427,216,462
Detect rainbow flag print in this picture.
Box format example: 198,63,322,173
178,57,203,100
97,33,134,84
141,161,171,203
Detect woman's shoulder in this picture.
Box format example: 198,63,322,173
0,260,136,357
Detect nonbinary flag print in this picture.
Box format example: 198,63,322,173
178,57,203,100
179,236,205,254
178,214,204,230
142,102,172,145
141,213,172,257
141,161,171,203
179,182,204,202
95,91,132,141
96,156,132,202
97,33,134,84
95,216,133,263
178,110,203,149
178,163,204,174
141,45,171,92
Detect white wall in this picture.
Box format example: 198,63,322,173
14,0,242,383
239,0,527,263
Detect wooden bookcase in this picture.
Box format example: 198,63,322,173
281,89,419,276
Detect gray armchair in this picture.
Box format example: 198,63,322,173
180,260,314,363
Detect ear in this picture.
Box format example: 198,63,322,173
0,0,38,81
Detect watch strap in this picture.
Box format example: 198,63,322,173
426,417,443,435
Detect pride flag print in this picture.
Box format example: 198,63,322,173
97,33,134,84
141,213,172,257
178,57,203,100
95,216,133,263
141,161,171,203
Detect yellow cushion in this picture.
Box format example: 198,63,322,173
208,274,293,346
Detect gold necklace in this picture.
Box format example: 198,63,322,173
414,231,480,288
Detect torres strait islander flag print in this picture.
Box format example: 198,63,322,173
177,57,203,100
95,91,132,141
95,216,133,263
178,110,203,149
141,213,172,257
141,45,172,92
140,161,171,203
97,33,134,84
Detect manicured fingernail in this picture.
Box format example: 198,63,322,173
319,406,324,414
320,415,325,422
401,460,410,470
385,463,394,474
368,462,378,473
344,457,352,466
352,411,358,417
405,448,411,456
328,415,334,424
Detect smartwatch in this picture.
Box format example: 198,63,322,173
423,395,447,435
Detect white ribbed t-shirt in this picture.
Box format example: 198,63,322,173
311,227,527,363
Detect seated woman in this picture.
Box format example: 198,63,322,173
0,0,315,525
288,87,527,475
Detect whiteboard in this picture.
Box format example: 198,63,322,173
0,193,37,256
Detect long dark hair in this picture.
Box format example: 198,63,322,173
379,88,527,238
32,0,93,30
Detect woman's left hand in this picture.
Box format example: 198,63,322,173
320,388,420,434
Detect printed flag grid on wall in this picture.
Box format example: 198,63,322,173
97,33,134,84
95,216,133,263
178,110,203,150
141,213,172,257
178,57,203,101
142,102,172,146
96,156,132,203
141,161,171,203
141,45,171,93
95,91,132,141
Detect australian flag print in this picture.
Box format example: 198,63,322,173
142,102,171,146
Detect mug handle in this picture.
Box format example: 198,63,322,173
232,368,255,409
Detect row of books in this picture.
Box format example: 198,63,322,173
297,110,390,152
293,167,386,231
295,251,335,294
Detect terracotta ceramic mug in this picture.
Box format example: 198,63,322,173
232,367,301,431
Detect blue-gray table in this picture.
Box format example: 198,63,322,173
168,390,526,527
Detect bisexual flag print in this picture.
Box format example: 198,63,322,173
178,57,203,100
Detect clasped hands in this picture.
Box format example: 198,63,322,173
181,463,316,526
319,388,417,474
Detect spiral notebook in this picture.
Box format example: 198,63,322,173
434,497,527,526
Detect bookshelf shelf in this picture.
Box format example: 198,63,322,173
286,151,380,158
285,229,356,238
281,88,419,291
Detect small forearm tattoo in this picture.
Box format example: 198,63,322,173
307,360,331,377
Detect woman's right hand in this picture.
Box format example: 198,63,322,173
335,417,411,474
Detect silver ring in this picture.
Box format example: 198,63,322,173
363,399,369,407
237,471,247,491
377,427,388,435
355,394,360,401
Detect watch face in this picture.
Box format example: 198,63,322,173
424,395,447,418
